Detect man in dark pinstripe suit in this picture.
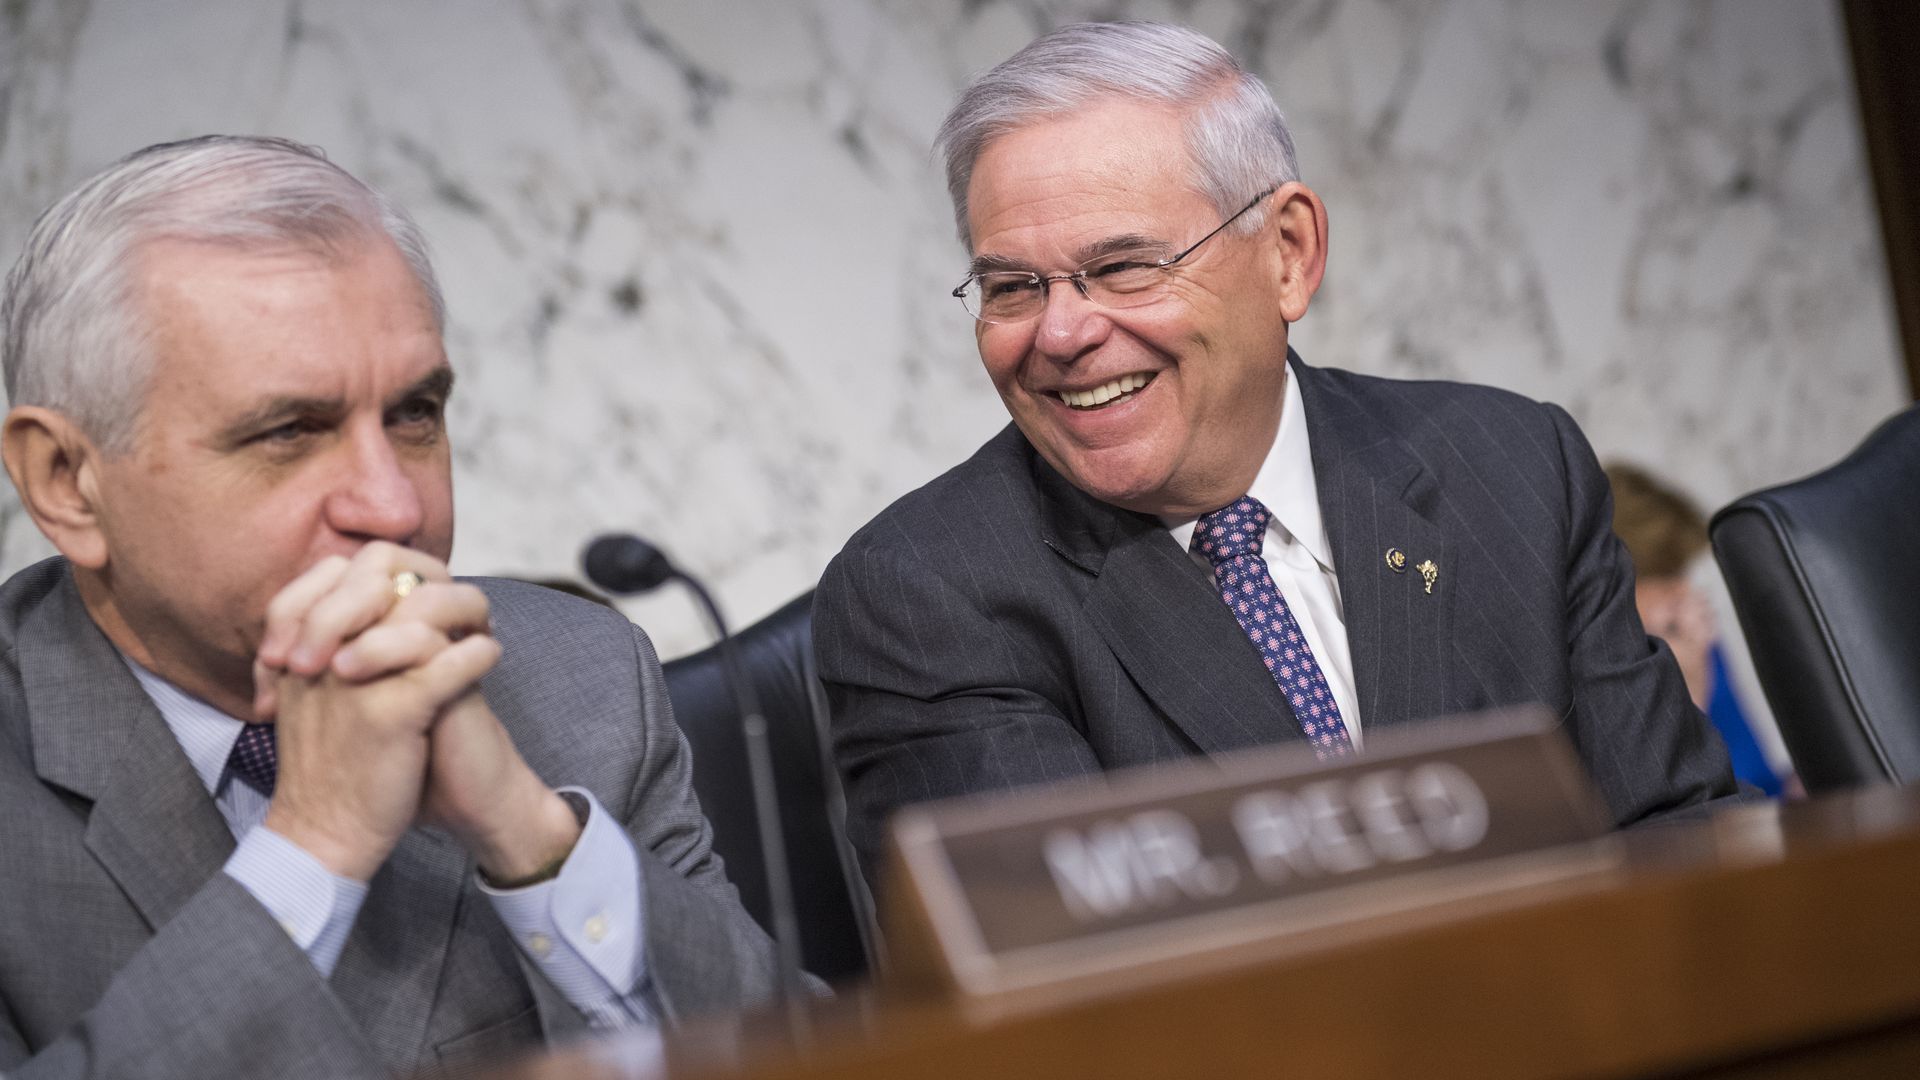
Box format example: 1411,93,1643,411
815,22,1738,881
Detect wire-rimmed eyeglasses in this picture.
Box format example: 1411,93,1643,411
951,185,1279,325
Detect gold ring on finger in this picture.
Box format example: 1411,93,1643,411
392,570,424,601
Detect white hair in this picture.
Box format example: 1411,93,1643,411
935,21,1300,250
1,134,444,453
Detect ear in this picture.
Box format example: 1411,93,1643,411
1263,182,1330,323
2,406,111,569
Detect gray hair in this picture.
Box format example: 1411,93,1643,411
1,134,444,453
935,21,1300,250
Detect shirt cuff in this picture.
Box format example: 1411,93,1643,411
223,824,370,977
480,787,651,1028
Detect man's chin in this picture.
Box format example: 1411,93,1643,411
1013,416,1177,511
1055,455,1175,515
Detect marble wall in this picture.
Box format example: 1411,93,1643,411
0,0,1907,659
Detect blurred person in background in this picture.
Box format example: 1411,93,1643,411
1606,463,1797,798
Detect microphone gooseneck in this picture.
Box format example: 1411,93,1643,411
582,532,809,1024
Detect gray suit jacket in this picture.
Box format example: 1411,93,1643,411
0,559,777,1079
817,354,1739,879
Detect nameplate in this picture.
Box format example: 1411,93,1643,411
880,707,1620,1006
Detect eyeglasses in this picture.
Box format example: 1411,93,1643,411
951,185,1278,325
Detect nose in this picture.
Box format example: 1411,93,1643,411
325,423,425,545
1032,275,1110,364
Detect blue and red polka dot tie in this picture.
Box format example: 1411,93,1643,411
1192,496,1354,759
227,723,277,797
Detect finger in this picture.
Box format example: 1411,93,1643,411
385,581,492,640
252,656,281,721
287,543,451,676
400,633,504,707
258,555,352,668
332,621,453,682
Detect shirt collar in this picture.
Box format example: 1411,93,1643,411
1162,370,1335,572
118,651,244,797
1249,367,1334,571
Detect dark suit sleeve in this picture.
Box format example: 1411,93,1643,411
816,538,1103,884
4,875,383,1080
1546,403,1741,823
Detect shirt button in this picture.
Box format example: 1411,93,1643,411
527,932,553,958
584,914,609,943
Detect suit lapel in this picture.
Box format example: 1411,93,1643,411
1034,447,1303,756
1295,355,1455,732
21,565,468,1066
21,569,237,930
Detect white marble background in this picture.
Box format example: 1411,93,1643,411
0,0,1907,663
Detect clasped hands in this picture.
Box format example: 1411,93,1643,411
252,541,581,884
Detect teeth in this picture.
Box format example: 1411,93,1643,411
1059,373,1152,409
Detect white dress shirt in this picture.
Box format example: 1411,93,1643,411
121,654,656,1029
1163,369,1363,747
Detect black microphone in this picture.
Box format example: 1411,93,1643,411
582,534,676,594
582,533,808,1016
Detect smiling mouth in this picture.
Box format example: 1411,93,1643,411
1055,372,1156,410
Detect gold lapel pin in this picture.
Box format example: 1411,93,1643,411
1417,559,1438,595
1385,548,1407,573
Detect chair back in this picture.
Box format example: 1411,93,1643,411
660,591,873,982
1710,404,1920,792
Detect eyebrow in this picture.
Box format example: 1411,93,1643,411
395,366,456,412
1073,233,1171,264
215,365,457,446
967,252,1036,276
967,233,1172,276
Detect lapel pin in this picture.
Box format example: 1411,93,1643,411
1385,548,1407,573
1417,559,1438,595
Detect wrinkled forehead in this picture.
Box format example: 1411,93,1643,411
126,236,444,420
965,102,1211,258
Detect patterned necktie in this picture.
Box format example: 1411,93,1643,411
1191,496,1354,759
227,723,278,797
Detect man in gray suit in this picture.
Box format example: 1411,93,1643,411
0,136,775,1078
816,22,1739,880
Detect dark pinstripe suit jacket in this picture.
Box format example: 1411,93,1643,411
816,353,1738,880
0,561,776,1080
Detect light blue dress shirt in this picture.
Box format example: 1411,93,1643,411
122,655,656,1029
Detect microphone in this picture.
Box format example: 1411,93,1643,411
582,533,809,1016
582,534,676,594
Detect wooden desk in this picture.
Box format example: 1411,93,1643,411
489,786,1920,1080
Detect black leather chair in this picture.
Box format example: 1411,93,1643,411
1710,403,1920,793
660,591,874,983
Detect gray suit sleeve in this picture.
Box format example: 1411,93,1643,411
816,539,1103,885
1546,404,1741,823
6,875,383,1080
615,622,783,1020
